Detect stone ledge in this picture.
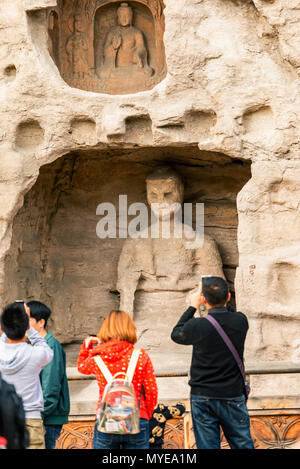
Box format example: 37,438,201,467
67,361,300,379
68,371,300,418
24,0,57,10
68,376,191,417
55,414,300,449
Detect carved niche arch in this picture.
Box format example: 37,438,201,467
47,9,60,69
46,0,166,94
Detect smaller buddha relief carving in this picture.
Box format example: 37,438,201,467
46,0,166,95
96,3,154,83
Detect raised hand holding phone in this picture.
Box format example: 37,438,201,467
84,336,101,349
189,284,202,309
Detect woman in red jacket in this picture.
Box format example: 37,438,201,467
77,310,158,449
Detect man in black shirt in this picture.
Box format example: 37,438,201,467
171,276,254,449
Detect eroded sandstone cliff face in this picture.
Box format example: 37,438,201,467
4,148,250,367
1,0,300,366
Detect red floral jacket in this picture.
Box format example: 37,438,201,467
77,339,158,421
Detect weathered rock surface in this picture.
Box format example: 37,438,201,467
0,0,300,374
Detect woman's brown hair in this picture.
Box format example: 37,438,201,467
97,310,137,344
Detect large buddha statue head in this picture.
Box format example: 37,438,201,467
117,2,133,27
146,166,184,220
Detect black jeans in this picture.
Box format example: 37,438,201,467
44,424,63,450
93,418,150,449
191,395,254,449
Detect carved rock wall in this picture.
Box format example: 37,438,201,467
0,0,300,370
4,148,250,346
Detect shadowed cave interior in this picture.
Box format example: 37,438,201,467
3,145,251,365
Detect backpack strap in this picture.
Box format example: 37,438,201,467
205,314,250,400
205,315,245,376
126,348,141,383
93,355,113,384
93,348,141,384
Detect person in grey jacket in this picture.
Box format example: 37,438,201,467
0,301,53,449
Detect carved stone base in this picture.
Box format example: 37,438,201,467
185,414,300,450
55,418,184,449
56,422,95,449
55,414,300,449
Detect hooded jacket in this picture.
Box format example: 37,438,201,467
0,327,53,419
77,339,158,421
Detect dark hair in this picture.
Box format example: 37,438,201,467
202,276,229,307
226,302,235,312
0,302,29,340
27,301,51,328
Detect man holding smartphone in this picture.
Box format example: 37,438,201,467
171,276,254,449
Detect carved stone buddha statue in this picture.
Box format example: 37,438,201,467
97,2,153,81
116,166,225,367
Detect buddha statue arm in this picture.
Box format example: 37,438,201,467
116,239,141,318
194,235,225,279
131,29,152,71
133,30,146,68
185,236,225,308
102,30,122,66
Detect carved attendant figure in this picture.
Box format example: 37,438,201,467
97,2,153,80
66,14,89,79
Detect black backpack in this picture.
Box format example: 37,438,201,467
0,372,30,449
